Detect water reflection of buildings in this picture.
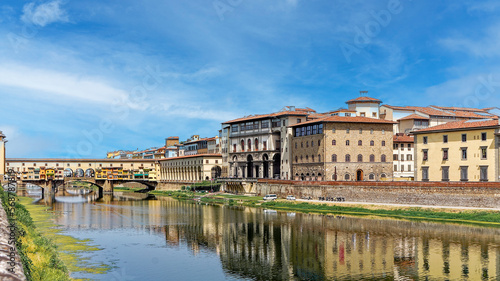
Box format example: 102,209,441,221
46,198,500,280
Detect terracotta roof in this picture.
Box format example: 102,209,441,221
6,158,156,162
431,106,486,112
223,108,314,124
413,119,500,133
393,134,414,143
345,96,382,104
451,110,495,119
398,114,429,121
290,116,396,127
382,105,455,117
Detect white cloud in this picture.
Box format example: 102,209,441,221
0,64,127,104
440,23,500,57
21,0,68,27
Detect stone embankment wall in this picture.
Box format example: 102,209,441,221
254,180,500,209
0,198,26,281
156,181,195,191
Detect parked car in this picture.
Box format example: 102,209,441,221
263,194,278,201
286,195,296,201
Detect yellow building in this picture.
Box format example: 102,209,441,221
413,119,500,182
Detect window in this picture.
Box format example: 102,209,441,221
423,136,428,144
358,140,362,146
306,155,309,161
344,173,350,180
255,139,259,151
332,140,336,145
481,132,487,141
306,141,309,148
241,140,245,151
481,146,487,160
480,166,488,181
318,140,321,146
382,130,385,135
262,121,269,129
263,141,267,150
408,164,412,171
345,154,351,162
360,112,366,117
381,154,386,162
393,154,398,161
370,129,374,134
422,149,428,161
407,154,412,161
332,128,336,133
248,139,252,151
370,154,375,162
442,166,449,181
232,125,239,132
346,140,350,146
332,154,337,162
306,126,311,135
372,112,377,117
394,144,399,149
462,134,467,142
318,155,321,162
460,166,468,181
422,167,429,181
442,148,448,161
346,129,350,134
297,119,301,123
282,120,286,126
357,154,363,162
311,140,314,147
400,165,405,172
312,125,318,134
382,141,386,146
359,129,363,134
295,156,298,163
319,124,323,134
443,135,448,143
461,148,467,160
311,155,315,162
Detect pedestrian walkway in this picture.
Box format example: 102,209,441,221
296,199,500,211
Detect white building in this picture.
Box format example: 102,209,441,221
392,134,414,180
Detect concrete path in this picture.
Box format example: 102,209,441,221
296,199,500,211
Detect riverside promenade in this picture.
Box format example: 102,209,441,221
0,197,26,281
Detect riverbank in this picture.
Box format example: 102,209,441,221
151,190,500,227
0,186,69,281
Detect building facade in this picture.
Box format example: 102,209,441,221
291,116,395,181
156,154,222,181
222,106,316,180
413,119,500,182
393,134,415,180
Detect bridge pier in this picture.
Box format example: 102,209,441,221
103,180,114,194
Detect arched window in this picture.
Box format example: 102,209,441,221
381,154,386,162
357,154,363,162
255,139,259,151
318,154,321,162
241,140,245,151
306,141,309,147
233,144,237,153
369,174,375,180
295,156,298,163
300,155,303,162
311,141,314,147
345,154,351,162
358,140,362,146
248,139,252,151
318,140,321,146
345,173,350,180
332,140,336,145
382,141,386,146
263,141,267,150
332,154,337,162
312,155,315,162
370,140,374,146
346,140,350,146
306,155,309,161
370,154,375,162
381,173,387,178
370,129,374,134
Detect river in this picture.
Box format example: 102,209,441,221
27,191,500,280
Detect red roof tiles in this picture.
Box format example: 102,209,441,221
290,115,396,127
398,114,429,121
345,96,382,104
393,134,414,143
413,119,500,133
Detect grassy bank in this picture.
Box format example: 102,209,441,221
0,186,111,280
0,186,69,280
153,190,500,227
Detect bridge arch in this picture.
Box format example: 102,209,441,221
85,168,95,178
75,168,84,177
64,168,73,177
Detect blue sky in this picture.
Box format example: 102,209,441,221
1,0,500,158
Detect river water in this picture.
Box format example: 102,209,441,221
30,192,500,281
